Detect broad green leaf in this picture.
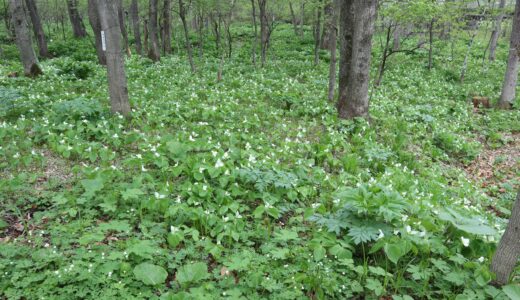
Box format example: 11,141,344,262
133,263,168,286
503,284,520,300
176,262,209,285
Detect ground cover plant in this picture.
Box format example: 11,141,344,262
1,0,520,299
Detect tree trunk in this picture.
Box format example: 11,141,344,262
320,2,333,49
337,0,377,119
163,0,172,54
24,0,49,58
9,0,42,77
87,0,106,65
95,0,131,117
491,190,520,285
313,2,322,65
392,24,400,51
143,19,149,55
148,0,160,61
130,0,142,55
489,0,506,61
179,0,196,72
117,0,131,56
251,0,258,65
327,0,339,102
197,12,203,58
67,0,87,38
258,0,267,67
289,1,298,36
375,23,391,87
300,1,305,38
428,18,434,70
497,0,520,109
460,32,477,84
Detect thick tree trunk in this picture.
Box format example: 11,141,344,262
327,0,339,102
148,0,160,61
95,0,131,116
163,0,172,54
87,0,106,65
392,24,400,51
497,0,520,109
258,0,267,67
179,0,196,72
9,0,42,77
313,3,322,65
117,0,131,56
67,0,87,38
251,0,258,65
489,0,506,61
491,190,520,285
130,0,142,55
337,0,377,119
289,1,298,36
24,0,49,58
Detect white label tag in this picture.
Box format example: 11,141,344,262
101,31,106,51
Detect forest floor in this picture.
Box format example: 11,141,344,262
1,25,519,299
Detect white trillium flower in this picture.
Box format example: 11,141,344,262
461,236,470,247
215,159,224,168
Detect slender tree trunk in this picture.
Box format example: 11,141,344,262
375,23,392,87
24,0,49,58
489,0,506,61
130,0,142,55
95,0,131,116
313,2,322,65
300,1,305,38
497,0,520,109
143,19,149,54
491,190,520,285
337,0,377,119
148,0,160,61
87,0,106,65
117,0,131,56
163,0,172,54
289,1,298,36
428,18,434,70
67,0,87,38
197,12,203,58
9,0,42,77
327,0,339,102
179,0,196,72
258,0,267,67
251,0,258,65
320,2,332,49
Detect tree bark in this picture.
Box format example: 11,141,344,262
143,19,149,55
258,0,268,67
300,1,305,38
179,0,196,72
251,0,258,65
24,0,49,58
320,2,333,49
163,0,172,54
392,24,400,51
491,190,520,285
117,0,131,56
489,0,506,61
95,0,131,117
9,0,42,77
289,1,299,36
87,0,106,65
129,0,142,55
337,0,377,119
148,0,160,61
67,0,87,38
327,0,339,102
497,0,520,109
313,2,322,65
428,18,434,70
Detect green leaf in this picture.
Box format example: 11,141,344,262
384,243,406,264
166,141,189,161
81,177,104,196
133,263,168,286
438,208,496,235
503,284,520,300
121,188,144,201
274,229,299,242
176,262,209,285
313,245,326,261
